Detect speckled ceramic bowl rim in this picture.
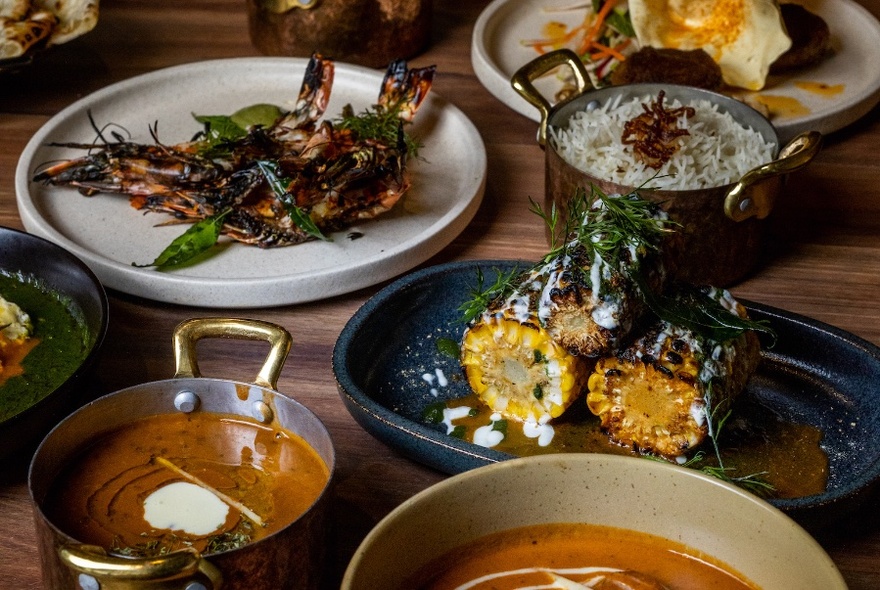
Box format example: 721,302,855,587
342,453,848,590
332,259,880,522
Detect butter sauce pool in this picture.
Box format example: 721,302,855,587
429,392,828,499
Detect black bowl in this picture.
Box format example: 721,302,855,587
0,226,108,463
333,260,880,532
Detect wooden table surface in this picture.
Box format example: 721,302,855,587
2,1,879,588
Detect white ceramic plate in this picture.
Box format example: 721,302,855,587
472,0,880,142
16,58,486,308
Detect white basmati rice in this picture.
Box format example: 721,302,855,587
550,94,776,191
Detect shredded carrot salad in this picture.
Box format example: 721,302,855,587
522,0,637,85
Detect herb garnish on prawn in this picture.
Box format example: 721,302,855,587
33,53,436,268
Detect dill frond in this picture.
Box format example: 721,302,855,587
459,266,523,324
335,102,421,158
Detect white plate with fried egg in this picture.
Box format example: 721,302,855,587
472,0,880,142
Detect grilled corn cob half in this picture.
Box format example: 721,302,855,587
461,296,590,424
526,190,674,357
459,188,676,423
527,240,658,358
586,288,761,459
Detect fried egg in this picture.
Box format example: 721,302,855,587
629,0,792,90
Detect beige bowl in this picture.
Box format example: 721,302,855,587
342,454,847,590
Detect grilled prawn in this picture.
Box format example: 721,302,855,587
33,53,436,255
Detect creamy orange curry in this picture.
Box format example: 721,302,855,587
44,412,329,556
408,523,760,590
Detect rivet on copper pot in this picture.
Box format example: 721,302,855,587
739,198,753,212
174,390,201,413
252,400,274,423
185,582,208,590
77,573,99,590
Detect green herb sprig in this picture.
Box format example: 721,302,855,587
632,273,776,344
680,382,776,496
459,186,675,323
531,186,677,269
193,103,284,158
335,102,421,158
458,266,522,324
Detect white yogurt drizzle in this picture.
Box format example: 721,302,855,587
523,415,555,447
473,412,506,448
451,566,623,590
442,406,473,435
443,408,556,448
423,367,449,397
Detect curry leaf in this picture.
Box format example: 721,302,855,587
632,270,776,344
134,210,230,269
256,160,330,242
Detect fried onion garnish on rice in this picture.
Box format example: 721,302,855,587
621,90,695,169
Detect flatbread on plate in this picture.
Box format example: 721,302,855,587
0,0,98,60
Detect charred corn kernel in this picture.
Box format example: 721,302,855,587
461,307,589,423
586,305,761,459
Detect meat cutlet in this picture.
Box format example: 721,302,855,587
770,3,832,73
610,46,723,91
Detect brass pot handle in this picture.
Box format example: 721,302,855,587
173,317,292,390
511,48,593,147
59,544,223,589
260,0,319,13
724,130,822,222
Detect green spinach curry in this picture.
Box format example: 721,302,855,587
0,271,90,422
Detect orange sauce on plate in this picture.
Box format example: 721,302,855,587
751,94,811,119
794,80,845,97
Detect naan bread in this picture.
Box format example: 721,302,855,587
0,0,32,20
1,10,55,59
0,0,98,60
32,0,98,45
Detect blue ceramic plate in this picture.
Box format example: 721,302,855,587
333,260,880,529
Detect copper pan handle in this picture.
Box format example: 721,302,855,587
724,130,822,222
58,544,223,589
172,317,292,390
511,48,593,147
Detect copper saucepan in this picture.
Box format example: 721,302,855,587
28,318,335,590
512,49,822,286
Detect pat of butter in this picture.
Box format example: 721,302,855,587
143,481,229,536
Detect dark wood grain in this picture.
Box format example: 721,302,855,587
2,1,879,588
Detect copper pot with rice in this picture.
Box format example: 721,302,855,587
512,49,822,286
28,318,335,590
